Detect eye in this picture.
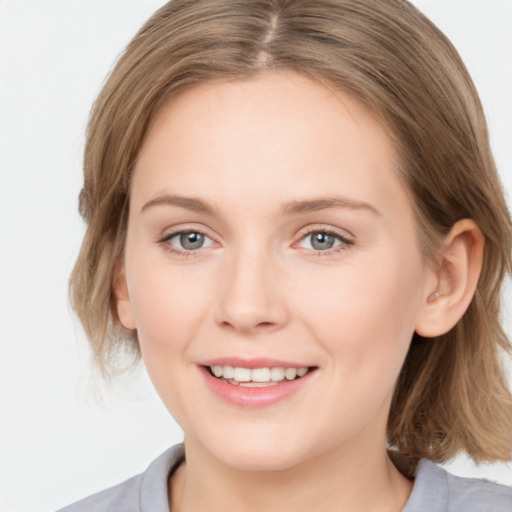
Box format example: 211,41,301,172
298,230,353,252
162,230,215,252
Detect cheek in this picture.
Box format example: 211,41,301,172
296,250,425,374
127,257,211,359
126,258,215,425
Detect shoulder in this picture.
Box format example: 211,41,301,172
404,458,512,512
56,444,185,512
445,468,512,511
56,473,143,512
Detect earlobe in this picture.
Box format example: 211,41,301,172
415,219,484,338
113,263,137,330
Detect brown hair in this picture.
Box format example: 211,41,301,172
70,0,512,463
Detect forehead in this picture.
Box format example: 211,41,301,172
139,71,392,165
132,71,411,221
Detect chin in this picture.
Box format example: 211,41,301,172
222,449,305,472
204,432,311,472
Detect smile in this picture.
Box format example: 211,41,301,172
199,360,318,408
208,365,311,387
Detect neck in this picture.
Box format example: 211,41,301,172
169,437,413,512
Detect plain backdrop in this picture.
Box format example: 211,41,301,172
1,1,511,511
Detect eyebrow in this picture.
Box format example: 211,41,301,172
141,194,380,216
282,196,380,216
141,195,216,215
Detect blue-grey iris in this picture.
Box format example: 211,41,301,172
311,232,336,250
181,232,205,250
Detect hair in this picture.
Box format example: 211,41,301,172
70,0,512,464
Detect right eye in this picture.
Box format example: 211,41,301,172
296,229,354,255
161,230,215,253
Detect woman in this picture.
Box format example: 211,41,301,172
60,0,512,510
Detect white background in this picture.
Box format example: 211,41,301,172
1,1,511,511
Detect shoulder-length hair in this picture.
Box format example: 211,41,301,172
70,0,512,463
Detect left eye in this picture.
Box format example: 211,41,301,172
166,231,214,251
299,231,349,251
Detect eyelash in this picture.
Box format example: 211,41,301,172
297,228,354,256
158,229,213,258
158,228,354,257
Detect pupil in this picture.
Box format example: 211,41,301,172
180,232,204,250
311,232,335,250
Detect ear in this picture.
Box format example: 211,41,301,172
112,262,137,330
415,219,484,338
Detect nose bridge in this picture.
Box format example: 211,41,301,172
215,237,287,333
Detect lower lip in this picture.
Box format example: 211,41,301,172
199,367,316,408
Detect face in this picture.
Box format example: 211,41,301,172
117,71,434,471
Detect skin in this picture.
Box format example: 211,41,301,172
114,71,484,512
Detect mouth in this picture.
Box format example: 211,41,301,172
199,359,318,407
204,365,316,387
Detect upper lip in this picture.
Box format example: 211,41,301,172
199,357,314,369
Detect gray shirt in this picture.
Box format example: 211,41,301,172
57,444,512,511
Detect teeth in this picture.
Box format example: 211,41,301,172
285,368,297,380
209,365,311,384
252,367,271,382
297,367,308,377
223,365,235,379
239,381,279,387
270,367,285,381
233,367,251,382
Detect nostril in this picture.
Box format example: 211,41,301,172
219,319,277,332
220,320,237,330
256,321,275,328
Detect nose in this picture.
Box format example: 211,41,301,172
214,246,289,334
